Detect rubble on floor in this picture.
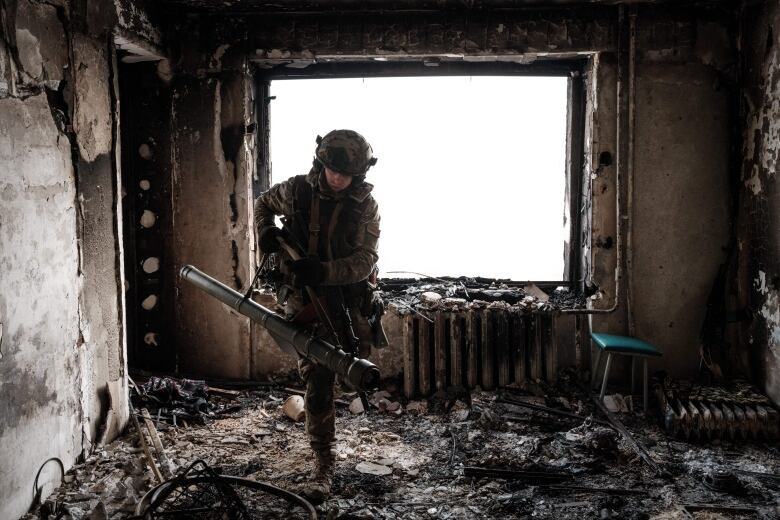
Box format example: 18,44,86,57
23,371,780,520
378,277,588,314
130,376,243,426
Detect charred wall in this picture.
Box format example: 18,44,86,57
160,5,735,384
738,1,780,405
608,8,732,379
168,36,255,378
0,0,164,517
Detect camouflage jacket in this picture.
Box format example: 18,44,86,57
254,168,381,286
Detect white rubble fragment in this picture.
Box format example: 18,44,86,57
282,395,305,422
349,397,365,414
420,291,443,302
356,461,393,476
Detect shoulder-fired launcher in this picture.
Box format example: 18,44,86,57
179,265,380,392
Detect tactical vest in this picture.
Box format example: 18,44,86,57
283,174,374,310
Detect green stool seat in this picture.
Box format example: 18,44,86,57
590,333,662,357
590,332,663,412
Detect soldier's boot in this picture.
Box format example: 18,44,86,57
299,449,335,504
298,358,337,504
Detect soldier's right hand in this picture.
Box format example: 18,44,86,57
258,226,283,254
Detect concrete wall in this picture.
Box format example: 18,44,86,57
588,10,733,381
0,0,161,515
169,38,254,377
738,1,780,405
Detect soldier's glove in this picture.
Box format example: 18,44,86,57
258,226,283,254
287,256,326,287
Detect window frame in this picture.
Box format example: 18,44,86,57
253,58,586,286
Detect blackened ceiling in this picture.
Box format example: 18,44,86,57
158,0,729,14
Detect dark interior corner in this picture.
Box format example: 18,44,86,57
2,0,780,518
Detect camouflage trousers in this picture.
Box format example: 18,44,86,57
298,357,336,457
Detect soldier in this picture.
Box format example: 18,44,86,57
254,129,385,502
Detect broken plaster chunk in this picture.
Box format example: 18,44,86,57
138,143,153,160
141,294,158,311
140,210,156,228
356,461,393,476
282,395,305,422
139,180,151,191
420,291,443,302
142,257,160,274
349,397,365,415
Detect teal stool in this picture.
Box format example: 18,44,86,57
590,332,662,411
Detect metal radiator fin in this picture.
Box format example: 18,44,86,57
402,310,557,398
655,380,780,441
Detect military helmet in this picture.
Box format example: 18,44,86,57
315,129,378,176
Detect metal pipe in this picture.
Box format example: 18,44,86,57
626,5,637,336
179,265,380,391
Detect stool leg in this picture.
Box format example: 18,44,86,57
591,349,602,390
631,357,636,394
643,358,648,412
599,353,612,401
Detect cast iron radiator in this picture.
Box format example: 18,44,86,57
401,310,557,398
655,379,780,441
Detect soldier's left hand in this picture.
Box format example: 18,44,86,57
287,256,326,287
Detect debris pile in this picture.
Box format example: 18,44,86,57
379,277,588,315
131,376,243,426
23,377,780,520
28,436,158,519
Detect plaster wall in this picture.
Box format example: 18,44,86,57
0,0,154,515
738,1,780,405
0,92,83,520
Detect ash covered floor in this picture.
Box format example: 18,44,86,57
25,372,780,520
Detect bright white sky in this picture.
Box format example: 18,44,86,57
269,76,568,280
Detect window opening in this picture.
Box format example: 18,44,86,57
268,75,568,280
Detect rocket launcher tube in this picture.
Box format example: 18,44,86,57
179,265,380,392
